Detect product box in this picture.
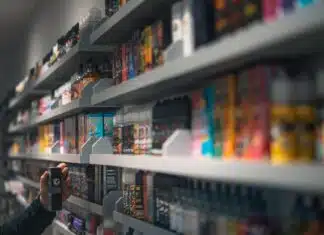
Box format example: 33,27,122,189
183,0,195,57
63,116,78,154
235,70,251,159
270,67,296,164
191,89,211,157
103,166,121,197
214,0,229,38
144,26,153,71
87,113,104,139
121,44,128,82
59,120,65,154
78,114,87,153
104,112,115,138
247,66,270,160
61,81,72,105
152,20,165,67
223,75,236,159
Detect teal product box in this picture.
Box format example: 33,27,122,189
104,112,115,138
202,86,216,157
87,113,104,138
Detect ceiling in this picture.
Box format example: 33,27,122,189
0,0,39,50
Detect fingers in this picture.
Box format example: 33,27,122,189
62,166,69,180
57,163,68,179
40,171,49,190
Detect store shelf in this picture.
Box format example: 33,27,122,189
91,0,176,44
9,89,48,112
92,3,324,106
8,123,30,134
9,43,112,111
53,220,74,235
90,154,324,193
16,195,29,208
31,100,95,126
113,211,175,235
66,196,103,215
8,153,82,163
16,176,39,189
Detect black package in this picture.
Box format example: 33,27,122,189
193,0,214,48
48,167,62,211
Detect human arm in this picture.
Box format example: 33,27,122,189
0,163,71,235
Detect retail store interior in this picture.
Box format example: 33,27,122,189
0,0,324,234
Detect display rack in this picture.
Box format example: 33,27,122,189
113,211,175,235
9,153,83,164
4,1,324,235
92,154,324,193
8,81,116,134
8,42,113,112
52,220,74,235
66,196,103,216
92,2,324,106
14,175,103,215
90,0,176,44
16,176,40,189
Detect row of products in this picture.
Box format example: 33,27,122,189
191,63,324,163
14,23,80,96
13,159,324,235
12,7,104,98
69,164,121,205
11,59,324,163
9,112,114,155
112,16,171,85
105,0,131,17
110,0,317,85
122,171,324,235
11,59,112,127
57,202,103,235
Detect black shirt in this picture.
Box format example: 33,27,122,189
0,197,56,235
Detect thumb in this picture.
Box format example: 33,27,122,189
40,171,49,189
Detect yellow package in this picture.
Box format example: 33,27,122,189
270,105,296,164
295,105,315,162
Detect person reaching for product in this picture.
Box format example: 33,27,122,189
0,163,71,235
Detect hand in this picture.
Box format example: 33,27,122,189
39,163,71,208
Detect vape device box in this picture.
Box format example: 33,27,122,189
48,167,62,211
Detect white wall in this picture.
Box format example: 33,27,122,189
23,0,105,76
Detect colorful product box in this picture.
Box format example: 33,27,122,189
87,113,104,139
63,116,78,154
104,112,115,138
78,114,87,153
235,70,251,159
223,75,236,159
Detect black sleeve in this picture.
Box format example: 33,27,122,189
0,196,56,235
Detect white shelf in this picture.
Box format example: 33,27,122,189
90,154,324,193
16,176,39,189
66,196,103,216
113,211,176,235
9,43,112,111
16,195,29,208
9,153,82,164
92,2,324,106
91,0,175,44
53,220,75,235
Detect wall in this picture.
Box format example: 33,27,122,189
21,0,105,80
